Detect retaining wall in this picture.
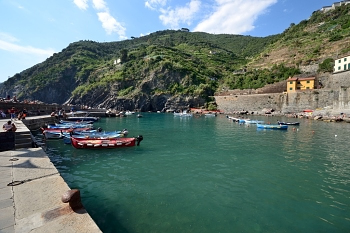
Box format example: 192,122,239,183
216,71,350,113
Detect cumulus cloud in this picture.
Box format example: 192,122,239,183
97,12,127,39
145,0,168,10
73,0,126,39
92,0,107,11
159,0,201,28
73,0,89,10
194,0,277,34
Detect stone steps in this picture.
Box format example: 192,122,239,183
15,131,34,149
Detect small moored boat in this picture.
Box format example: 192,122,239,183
174,110,192,117
257,124,288,130
65,116,99,122
245,120,264,124
70,135,143,149
41,127,95,139
277,121,300,126
63,129,128,144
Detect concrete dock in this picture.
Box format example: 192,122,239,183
0,117,101,232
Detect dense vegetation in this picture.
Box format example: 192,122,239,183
0,4,349,109
250,4,350,69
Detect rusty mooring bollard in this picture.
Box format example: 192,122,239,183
61,189,83,211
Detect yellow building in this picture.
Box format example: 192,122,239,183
287,76,316,93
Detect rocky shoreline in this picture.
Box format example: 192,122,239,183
221,108,350,123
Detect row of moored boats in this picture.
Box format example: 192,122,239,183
40,116,143,149
227,116,300,130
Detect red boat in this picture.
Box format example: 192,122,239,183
70,135,143,149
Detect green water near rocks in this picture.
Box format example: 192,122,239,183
43,113,350,233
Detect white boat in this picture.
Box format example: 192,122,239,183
43,131,64,139
174,110,193,117
204,113,217,117
124,111,135,115
226,116,239,121
244,120,264,124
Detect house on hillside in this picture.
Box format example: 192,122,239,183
333,55,350,73
320,1,350,12
287,76,316,93
332,2,342,8
320,6,332,12
332,1,350,8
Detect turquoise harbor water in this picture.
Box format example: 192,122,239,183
40,113,350,233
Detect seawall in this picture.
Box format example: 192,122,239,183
215,71,350,114
0,117,102,232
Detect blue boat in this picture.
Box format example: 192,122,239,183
65,116,100,122
47,122,94,129
257,124,288,130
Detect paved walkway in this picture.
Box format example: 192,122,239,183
0,118,101,233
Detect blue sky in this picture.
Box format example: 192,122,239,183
0,0,335,83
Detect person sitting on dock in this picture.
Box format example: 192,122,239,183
17,111,24,120
0,109,6,118
3,120,13,132
11,123,17,131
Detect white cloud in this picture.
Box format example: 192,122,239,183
145,0,168,10
159,0,201,28
0,40,55,56
0,33,20,43
72,0,127,38
92,0,107,11
194,0,277,34
73,0,89,10
97,12,127,39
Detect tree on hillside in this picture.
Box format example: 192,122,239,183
120,49,128,63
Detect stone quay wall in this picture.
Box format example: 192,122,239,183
0,102,65,115
215,71,350,114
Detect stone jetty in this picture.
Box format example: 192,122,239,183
0,116,101,233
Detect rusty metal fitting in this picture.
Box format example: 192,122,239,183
61,189,83,211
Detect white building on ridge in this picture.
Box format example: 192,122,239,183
334,55,350,73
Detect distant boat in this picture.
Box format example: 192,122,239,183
244,120,264,124
257,124,288,130
174,110,192,117
124,110,135,115
137,114,143,118
303,109,313,113
277,121,300,126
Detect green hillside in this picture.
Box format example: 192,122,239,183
0,3,349,110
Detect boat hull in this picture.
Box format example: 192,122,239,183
277,121,300,125
70,136,143,149
65,116,99,122
257,124,288,130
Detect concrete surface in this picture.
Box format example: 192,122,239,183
0,117,101,233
